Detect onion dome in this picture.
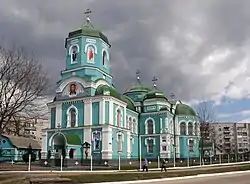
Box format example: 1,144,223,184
68,9,110,46
95,85,135,111
175,103,196,116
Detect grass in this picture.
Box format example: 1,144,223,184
67,164,250,183
114,160,237,170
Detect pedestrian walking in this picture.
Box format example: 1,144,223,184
142,158,149,172
161,159,167,172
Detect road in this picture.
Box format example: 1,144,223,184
139,172,250,184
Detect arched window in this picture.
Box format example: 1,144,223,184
70,108,76,127
194,123,198,135
146,119,154,134
180,122,186,135
86,46,95,63
66,105,78,128
102,51,107,66
188,122,193,135
116,109,121,127
129,117,133,131
133,119,136,133
126,116,129,129
70,45,79,63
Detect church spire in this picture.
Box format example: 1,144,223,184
152,76,158,88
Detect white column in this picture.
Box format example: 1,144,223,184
41,131,47,159
124,109,127,128
48,106,51,129
165,118,168,131
55,103,62,127
127,131,131,157
99,99,105,124
160,118,162,133
186,122,189,136
109,101,114,125
84,100,92,126
102,127,113,159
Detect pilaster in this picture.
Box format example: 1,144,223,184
55,103,62,127
109,101,114,125
41,130,48,159
84,100,92,126
127,131,131,157
102,126,113,159
99,99,105,124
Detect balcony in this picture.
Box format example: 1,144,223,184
24,126,36,131
224,135,231,139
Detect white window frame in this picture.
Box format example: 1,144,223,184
161,136,167,143
161,145,167,152
66,105,78,128
145,137,155,154
145,118,155,134
69,44,79,64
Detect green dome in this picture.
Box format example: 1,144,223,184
143,88,168,101
125,85,151,93
175,104,196,116
95,85,135,111
68,21,110,46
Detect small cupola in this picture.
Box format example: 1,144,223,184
68,9,110,46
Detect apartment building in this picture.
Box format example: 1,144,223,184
3,116,49,145
212,122,250,155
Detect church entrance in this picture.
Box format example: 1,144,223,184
53,134,66,167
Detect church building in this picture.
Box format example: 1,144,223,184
41,11,200,163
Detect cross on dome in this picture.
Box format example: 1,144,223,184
136,69,141,83
152,76,158,88
84,8,92,22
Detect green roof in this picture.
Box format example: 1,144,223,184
143,88,168,101
124,85,151,93
68,21,110,46
175,104,196,116
95,85,136,111
65,133,81,145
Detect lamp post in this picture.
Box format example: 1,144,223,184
117,131,123,170
82,142,90,164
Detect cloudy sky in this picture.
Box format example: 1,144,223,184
1,0,250,122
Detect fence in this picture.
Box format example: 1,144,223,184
0,153,250,172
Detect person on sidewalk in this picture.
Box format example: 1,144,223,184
142,158,149,172
161,159,167,172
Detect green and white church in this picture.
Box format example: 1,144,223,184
41,12,200,163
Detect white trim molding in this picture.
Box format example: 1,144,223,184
115,106,123,127
145,117,155,134
84,43,98,54
66,104,78,128
68,44,80,64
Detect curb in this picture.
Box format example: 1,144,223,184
0,161,249,174
88,170,250,184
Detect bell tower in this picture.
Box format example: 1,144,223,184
61,9,112,84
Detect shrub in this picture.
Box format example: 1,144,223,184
47,150,51,160
22,152,36,162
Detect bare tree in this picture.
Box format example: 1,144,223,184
196,102,216,159
0,45,50,134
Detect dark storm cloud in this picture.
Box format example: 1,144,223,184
1,0,250,102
